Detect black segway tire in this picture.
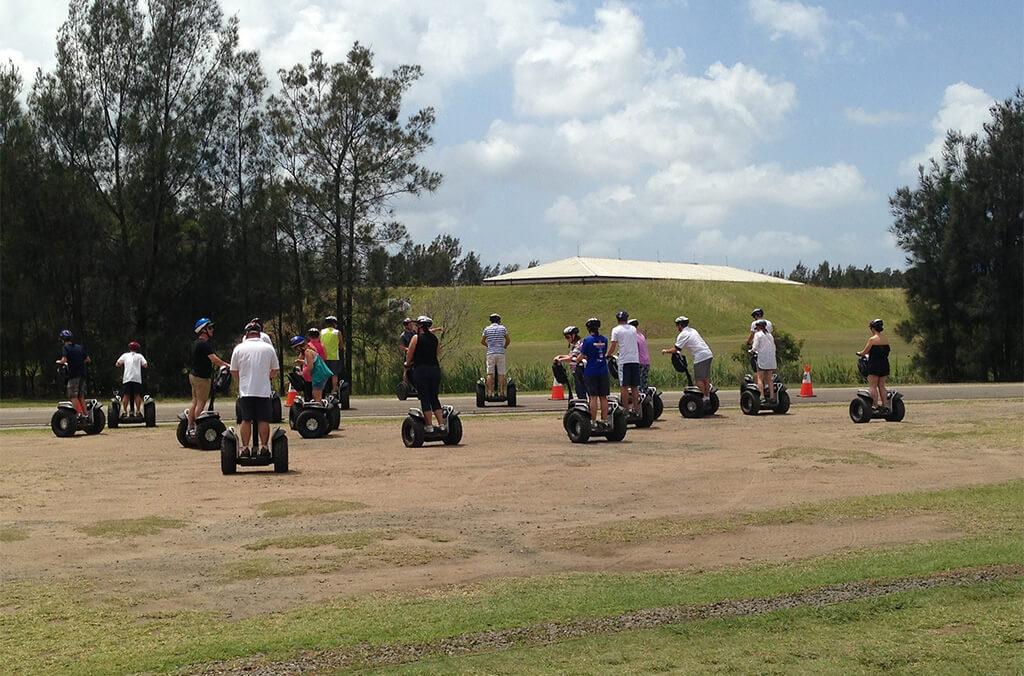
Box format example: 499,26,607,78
886,397,905,422
109,400,120,428
51,409,77,438
272,434,289,473
849,398,871,423
565,409,592,443
328,405,341,431
176,418,189,447
443,416,463,445
402,417,425,448
606,409,628,442
636,398,655,428
652,394,664,421
740,390,760,415
196,418,225,450
396,381,410,401
144,401,157,427
679,394,704,418
339,389,350,411
296,409,327,439
707,391,720,415
773,390,791,414
476,382,486,408
84,408,105,435
221,433,237,475
289,403,300,430
506,383,517,407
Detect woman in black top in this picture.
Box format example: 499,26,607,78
404,315,445,431
857,318,890,410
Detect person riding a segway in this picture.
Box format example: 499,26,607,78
741,320,791,415
850,318,905,423
553,325,587,401
321,315,344,397
608,311,642,418
286,335,336,438
402,316,462,447
187,318,230,438
746,308,773,345
562,318,627,443
629,318,664,420
477,313,515,407
662,316,719,418
52,330,105,437
110,341,155,427
221,321,288,472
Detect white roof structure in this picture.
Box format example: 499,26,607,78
483,257,801,285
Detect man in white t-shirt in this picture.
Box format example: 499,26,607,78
751,319,778,403
608,310,641,415
662,316,715,403
480,313,510,398
747,308,773,346
115,341,148,418
230,322,281,458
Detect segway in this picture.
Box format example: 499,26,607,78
51,366,106,437
175,366,230,450
220,427,289,474
606,356,655,428
739,352,790,415
563,398,628,443
670,353,719,418
475,365,517,407
286,369,338,438
109,390,157,428
401,405,463,447
849,356,905,423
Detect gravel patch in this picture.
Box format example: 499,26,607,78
188,564,1022,675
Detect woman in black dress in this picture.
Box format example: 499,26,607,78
404,315,445,431
857,318,890,410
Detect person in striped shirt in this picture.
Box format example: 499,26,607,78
480,313,511,398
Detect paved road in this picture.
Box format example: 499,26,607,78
3,383,1020,428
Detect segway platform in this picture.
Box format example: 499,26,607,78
849,389,905,423
671,353,720,418
740,374,791,415
51,399,106,437
475,372,517,407
221,427,289,474
109,395,157,428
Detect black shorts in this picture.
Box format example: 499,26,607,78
620,362,641,386
584,374,610,397
237,396,273,423
123,381,142,397
326,359,343,377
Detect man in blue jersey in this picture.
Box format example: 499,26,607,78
56,329,91,415
580,317,610,427
480,313,510,398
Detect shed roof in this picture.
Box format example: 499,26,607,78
483,257,800,285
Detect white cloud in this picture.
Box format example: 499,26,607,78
694,228,822,263
844,107,909,126
902,82,994,174
748,0,828,55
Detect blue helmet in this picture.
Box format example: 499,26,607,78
194,317,213,334
289,335,306,348
59,329,74,341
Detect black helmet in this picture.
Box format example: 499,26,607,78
585,317,601,331
562,325,578,336
489,313,501,323
59,329,74,341
306,327,320,338
751,308,764,318
869,318,884,331
615,310,629,321
627,318,638,327
249,317,263,329
674,315,689,327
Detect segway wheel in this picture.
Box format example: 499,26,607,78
679,394,704,418
109,401,120,428
196,418,225,450
606,409,628,442
84,408,105,435
849,398,871,423
443,416,463,445
272,435,289,473
51,409,77,438
565,409,592,444
328,405,341,431
396,381,410,401
144,400,157,427
175,418,189,447
475,382,486,408
339,389,350,411
296,410,327,439
289,403,301,430
707,392,720,415
773,390,791,415
271,395,282,423
506,382,517,407
740,390,760,416
652,394,664,421
220,433,237,475
636,398,655,428
402,417,425,448
886,397,906,422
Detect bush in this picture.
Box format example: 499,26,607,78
730,329,804,373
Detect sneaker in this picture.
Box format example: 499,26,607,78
438,424,447,433
424,425,435,433
240,447,251,458
258,446,271,458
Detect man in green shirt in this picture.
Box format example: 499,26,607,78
321,315,344,392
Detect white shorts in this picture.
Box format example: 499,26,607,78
486,352,507,376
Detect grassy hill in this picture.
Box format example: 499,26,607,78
401,281,915,391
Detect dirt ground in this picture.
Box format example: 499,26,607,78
1,399,1020,620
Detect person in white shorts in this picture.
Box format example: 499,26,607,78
751,319,778,403
747,308,773,345
662,316,714,404
481,313,510,398
115,340,148,417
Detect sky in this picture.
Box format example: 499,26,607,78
1,0,1021,272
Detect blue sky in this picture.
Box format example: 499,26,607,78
2,0,1021,272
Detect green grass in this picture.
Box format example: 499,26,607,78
388,580,1024,675
0,527,29,542
256,499,367,518
1,481,1020,674
76,516,186,538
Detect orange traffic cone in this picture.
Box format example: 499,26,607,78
549,379,565,400
799,365,816,397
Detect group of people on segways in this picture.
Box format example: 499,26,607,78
740,309,790,415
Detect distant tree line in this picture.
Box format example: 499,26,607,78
784,261,905,288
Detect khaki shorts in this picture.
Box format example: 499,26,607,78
189,374,211,402
485,352,507,376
